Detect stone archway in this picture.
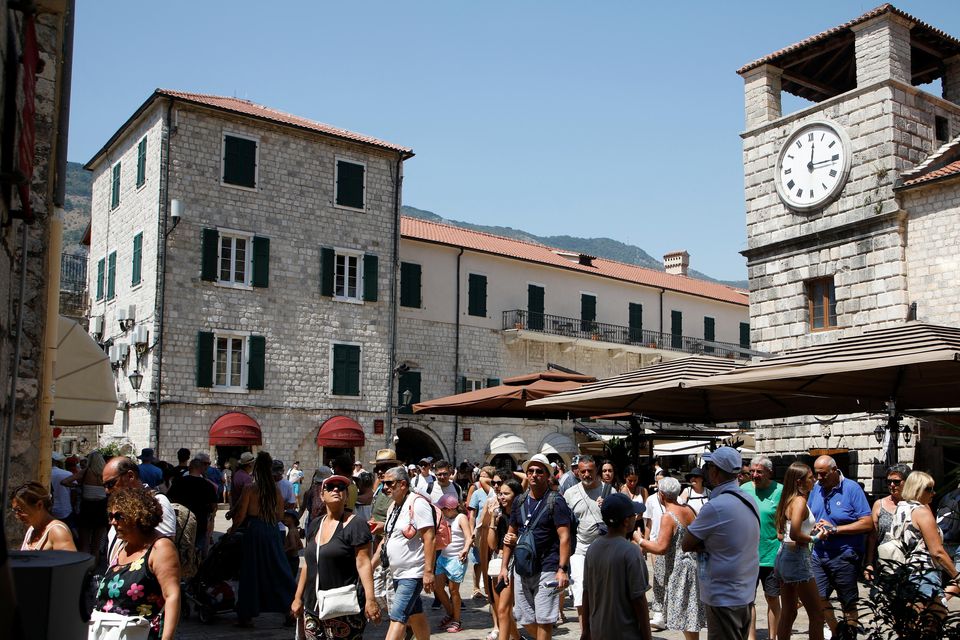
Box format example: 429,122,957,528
396,426,446,464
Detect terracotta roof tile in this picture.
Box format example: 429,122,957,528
737,4,960,75
900,159,960,188
401,217,748,306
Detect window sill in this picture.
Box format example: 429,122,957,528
130,282,143,292
210,386,249,394
136,182,147,192
329,393,362,399
333,203,366,214
215,281,253,291
219,180,258,192
809,325,842,333
333,296,364,305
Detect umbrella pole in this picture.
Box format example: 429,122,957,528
630,416,640,469
886,412,900,466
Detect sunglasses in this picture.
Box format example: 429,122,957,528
324,483,348,493
924,486,936,494
10,506,25,515
886,478,902,486
380,480,396,488
103,476,121,490
108,511,125,522
492,481,503,487
526,468,547,475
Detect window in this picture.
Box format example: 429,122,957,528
200,228,269,288
136,137,147,188
400,262,422,308
106,251,117,300
460,376,500,392
527,284,544,330
110,162,121,209
468,273,487,317
222,133,258,189
807,277,838,330
335,158,365,210
628,303,643,342
580,293,596,332
195,331,265,390
331,343,361,396
936,116,950,143
739,322,750,349
95,257,105,301
131,232,143,286
320,248,377,302
703,317,715,353
219,233,251,285
671,310,683,349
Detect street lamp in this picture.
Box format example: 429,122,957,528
128,370,144,392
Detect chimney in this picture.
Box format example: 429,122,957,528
664,250,689,277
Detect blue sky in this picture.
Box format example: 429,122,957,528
69,1,960,281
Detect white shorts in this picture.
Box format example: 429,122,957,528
570,554,586,606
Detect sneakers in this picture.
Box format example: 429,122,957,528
650,613,666,630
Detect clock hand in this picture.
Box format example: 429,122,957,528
807,143,815,171
811,158,837,168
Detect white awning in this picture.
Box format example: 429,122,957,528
53,316,117,425
654,440,711,456
539,432,577,456
487,432,529,455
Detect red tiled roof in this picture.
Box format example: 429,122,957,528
86,89,412,168
900,159,960,188
737,4,960,75
401,217,749,306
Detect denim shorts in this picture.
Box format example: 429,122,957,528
436,555,467,583
775,545,813,584
389,578,424,623
905,568,943,600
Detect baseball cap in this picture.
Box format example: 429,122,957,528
322,475,352,489
522,453,551,473
437,494,459,510
685,467,704,480
702,446,742,474
600,492,645,524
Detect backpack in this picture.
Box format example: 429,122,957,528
936,488,960,543
407,494,452,550
514,490,560,577
170,502,199,579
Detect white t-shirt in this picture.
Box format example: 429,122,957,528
563,482,608,556
427,481,460,504
385,493,435,579
286,468,304,485
50,466,74,519
643,493,664,540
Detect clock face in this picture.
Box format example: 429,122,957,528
774,120,851,212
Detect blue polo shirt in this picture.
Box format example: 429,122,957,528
808,474,871,558
138,462,163,488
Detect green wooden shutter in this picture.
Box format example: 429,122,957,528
629,303,643,342
580,294,596,331
320,247,335,296
363,254,378,301
111,162,121,209
251,236,270,288
335,160,365,209
468,274,487,317
740,322,750,349
671,310,683,349
106,252,117,300
704,317,715,354
223,135,257,188
400,262,422,308
96,258,105,300
136,137,147,187
332,344,361,396
196,331,214,387
247,335,266,390
486,377,501,388
459,376,468,393
398,370,421,414
131,233,143,286
201,228,219,281
527,285,544,330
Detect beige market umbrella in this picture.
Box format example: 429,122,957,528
53,316,117,425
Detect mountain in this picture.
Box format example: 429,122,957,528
61,163,747,289
401,206,748,289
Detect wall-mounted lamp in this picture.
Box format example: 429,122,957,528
873,424,885,444
167,199,183,235
128,370,144,392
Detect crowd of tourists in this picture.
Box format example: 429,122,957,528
11,445,960,639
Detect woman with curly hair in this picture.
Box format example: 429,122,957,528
11,481,76,551
232,450,297,627
93,485,180,640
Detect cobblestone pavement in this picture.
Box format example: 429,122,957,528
176,509,810,639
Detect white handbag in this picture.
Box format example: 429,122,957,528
314,516,361,620
87,610,151,640
487,557,503,577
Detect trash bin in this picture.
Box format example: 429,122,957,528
9,550,93,640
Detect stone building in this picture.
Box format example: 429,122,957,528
738,4,960,482
394,218,750,465
84,89,413,468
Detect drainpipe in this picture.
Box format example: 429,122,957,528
386,153,403,446
658,288,665,336
452,248,464,462
151,99,174,456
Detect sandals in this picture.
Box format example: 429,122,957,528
438,614,454,628
485,630,499,640
445,620,462,633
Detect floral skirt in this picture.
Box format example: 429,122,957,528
304,609,366,640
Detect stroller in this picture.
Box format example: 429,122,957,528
183,529,244,623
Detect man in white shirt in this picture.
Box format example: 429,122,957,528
424,459,462,504
410,457,436,493
376,465,436,640
562,455,612,621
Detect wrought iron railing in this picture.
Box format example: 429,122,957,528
61,253,87,293
502,309,756,359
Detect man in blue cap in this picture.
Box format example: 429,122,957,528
682,446,760,640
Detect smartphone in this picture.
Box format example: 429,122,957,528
495,578,508,594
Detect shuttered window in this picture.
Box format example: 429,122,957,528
527,285,544,330
468,274,487,317
96,258,105,300
197,331,264,390
398,370,421,414
400,262,422,308
580,293,596,332
136,137,147,188
332,344,361,396
703,316,715,354
363,254,378,302
247,335,266,390
201,228,267,287
106,252,117,300
335,159,365,210
671,310,683,349
131,232,143,286
196,331,214,387
222,134,258,189
739,322,750,349
629,303,643,342
110,162,121,209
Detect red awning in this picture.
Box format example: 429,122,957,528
209,412,262,446
317,415,365,447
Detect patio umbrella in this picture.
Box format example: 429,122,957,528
412,370,598,419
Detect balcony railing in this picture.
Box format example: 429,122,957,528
503,309,756,359
61,253,87,294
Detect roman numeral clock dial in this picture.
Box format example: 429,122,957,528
774,120,852,213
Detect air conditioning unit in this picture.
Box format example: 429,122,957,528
116,306,128,323
133,324,149,345
91,316,103,337
108,345,120,364
117,342,129,358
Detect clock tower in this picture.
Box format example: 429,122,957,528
738,5,960,475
